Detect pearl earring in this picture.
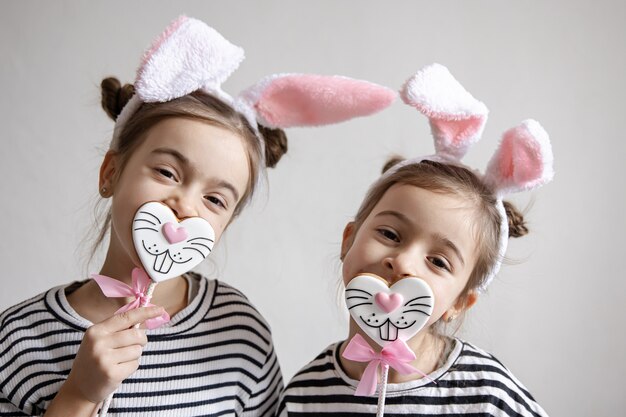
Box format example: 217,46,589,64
101,186,108,196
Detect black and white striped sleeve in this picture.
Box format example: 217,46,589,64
241,341,283,417
210,282,284,417
0,293,51,417
0,392,30,417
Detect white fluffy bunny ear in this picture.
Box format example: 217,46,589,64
484,119,554,196
135,16,244,102
401,63,489,160
237,74,397,129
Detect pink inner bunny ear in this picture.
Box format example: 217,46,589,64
135,16,244,102
243,74,396,128
401,63,488,160
484,119,554,196
140,15,189,69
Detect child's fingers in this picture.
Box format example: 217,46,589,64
102,307,165,332
110,327,148,349
116,360,141,379
112,344,144,365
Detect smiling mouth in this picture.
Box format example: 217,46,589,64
153,251,174,274
359,317,399,342
380,320,399,341
142,241,193,274
142,241,176,274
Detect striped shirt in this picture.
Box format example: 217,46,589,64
278,339,547,417
0,274,282,416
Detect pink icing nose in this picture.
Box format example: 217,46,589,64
375,292,404,314
162,222,189,244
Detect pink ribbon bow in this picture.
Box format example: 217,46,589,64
91,268,170,329
342,333,434,396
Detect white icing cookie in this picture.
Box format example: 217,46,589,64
132,201,215,282
345,274,434,347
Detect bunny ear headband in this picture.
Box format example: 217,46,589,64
111,15,397,155
383,63,554,291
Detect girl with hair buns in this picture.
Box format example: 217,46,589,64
278,64,552,416
0,16,395,417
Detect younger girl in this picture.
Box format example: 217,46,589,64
0,17,395,416
278,64,552,416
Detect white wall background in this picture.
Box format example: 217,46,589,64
1,1,624,415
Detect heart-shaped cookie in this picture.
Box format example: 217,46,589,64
345,274,434,348
132,202,215,282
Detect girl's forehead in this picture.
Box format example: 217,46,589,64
135,118,250,188
142,118,243,150
369,184,479,246
374,184,474,215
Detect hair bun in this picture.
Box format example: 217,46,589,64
382,155,405,174
100,77,135,121
503,200,528,238
258,125,288,168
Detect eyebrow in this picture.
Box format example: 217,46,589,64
433,233,466,267
151,147,241,202
152,147,190,165
375,210,412,224
216,180,240,202
375,210,466,267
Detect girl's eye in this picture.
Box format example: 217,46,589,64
205,195,226,209
156,168,177,181
428,256,451,272
377,228,400,242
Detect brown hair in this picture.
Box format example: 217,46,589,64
344,157,528,304
92,77,288,256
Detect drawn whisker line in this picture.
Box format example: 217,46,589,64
134,219,157,226
183,246,209,257
404,295,432,306
401,309,431,316
345,289,373,296
188,237,215,243
408,303,432,308
346,296,369,300
189,242,212,251
348,302,373,310
133,227,158,232
139,211,161,224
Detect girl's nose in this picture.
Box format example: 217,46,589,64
382,252,419,283
164,195,197,219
